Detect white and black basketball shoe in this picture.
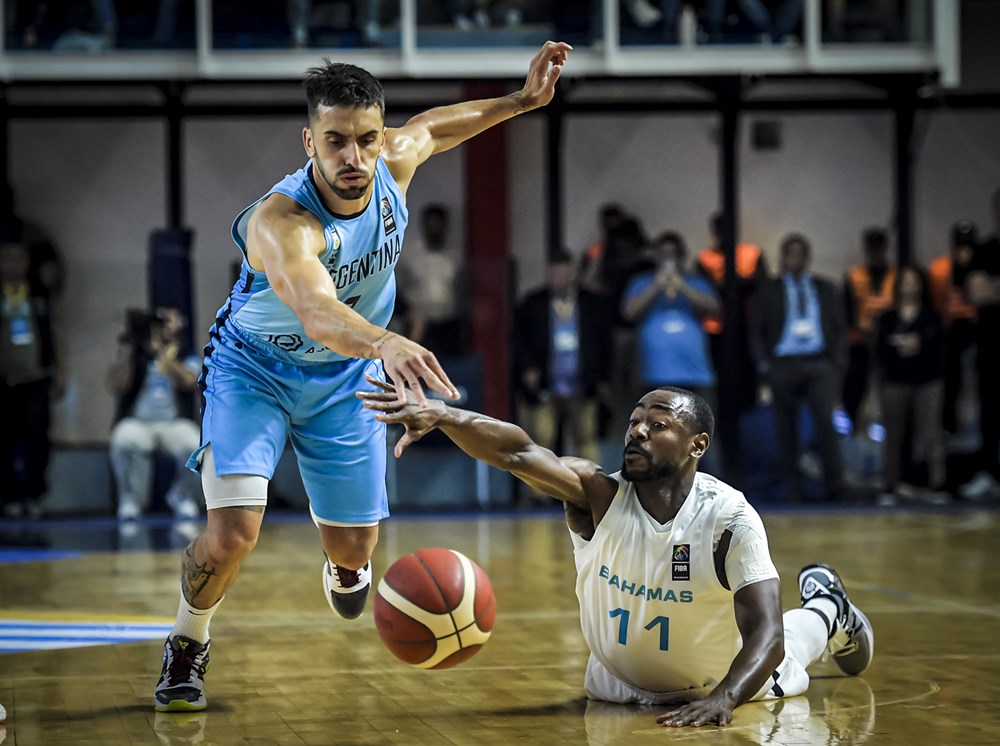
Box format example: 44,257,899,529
154,635,210,712
322,560,371,620
798,563,874,676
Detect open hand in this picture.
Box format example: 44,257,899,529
358,376,447,457
514,41,572,111
375,333,459,407
656,695,735,727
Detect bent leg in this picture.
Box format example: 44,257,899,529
751,607,828,700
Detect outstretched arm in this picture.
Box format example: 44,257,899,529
358,377,597,506
249,195,458,406
657,579,784,727
383,41,571,192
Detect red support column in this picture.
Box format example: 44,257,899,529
463,82,510,419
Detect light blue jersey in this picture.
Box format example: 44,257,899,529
221,157,407,363
189,157,407,524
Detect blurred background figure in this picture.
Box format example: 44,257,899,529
697,212,766,481
929,220,978,441
0,240,63,519
874,266,947,506
451,0,525,29
107,307,202,521
580,203,625,295
750,234,846,502
620,231,722,475
286,0,384,48
843,227,895,431
961,187,1000,501
8,0,117,52
0,183,65,304
514,249,613,476
394,204,467,358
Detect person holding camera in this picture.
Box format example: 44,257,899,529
621,231,722,476
107,306,201,520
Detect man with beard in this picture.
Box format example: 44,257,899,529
359,378,875,728
153,41,572,713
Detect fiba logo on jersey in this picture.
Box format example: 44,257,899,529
381,197,397,236
671,544,690,581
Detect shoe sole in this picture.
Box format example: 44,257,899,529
154,699,207,713
835,603,874,676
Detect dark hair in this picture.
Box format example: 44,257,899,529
892,264,932,308
780,233,811,258
304,60,385,122
951,220,977,247
422,204,447,222
654,385,715,438
863,228,888,250
655,231,687,261
549,247,574,265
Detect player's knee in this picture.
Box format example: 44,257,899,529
322,528,377,569
201,522,259,564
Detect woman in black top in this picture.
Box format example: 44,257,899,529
874,265,948,504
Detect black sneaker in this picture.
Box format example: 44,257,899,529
322,560,371,620
798,563,874,676
154,635,210,712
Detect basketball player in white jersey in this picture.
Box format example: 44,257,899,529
152,42,573,713
359,380,874,727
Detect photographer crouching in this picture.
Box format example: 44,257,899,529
107,307,201,520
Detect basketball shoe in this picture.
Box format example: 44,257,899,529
322,560,371,620
154,635,210,712
798,563,874,676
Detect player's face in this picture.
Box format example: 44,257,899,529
304,104,385,202
621,391,703,482
0,243,29,281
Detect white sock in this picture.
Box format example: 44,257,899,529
783,607,832,669
804,596,839,636
171,586,223,644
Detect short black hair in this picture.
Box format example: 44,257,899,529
304,59,385,122
654,385,715,438
422,204,447,221
863,228,888,250
781,233,811,258
655,231,687,260
549,247,574,265
892,264,932,308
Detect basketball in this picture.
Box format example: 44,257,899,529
374,548,496,669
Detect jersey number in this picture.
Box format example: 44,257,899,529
609,608,670,651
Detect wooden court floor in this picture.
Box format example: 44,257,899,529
1,506,998,745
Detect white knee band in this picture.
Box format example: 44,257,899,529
200,445,269,511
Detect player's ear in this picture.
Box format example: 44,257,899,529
303,125,316,157
691,433,709,459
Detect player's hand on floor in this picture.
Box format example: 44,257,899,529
374,333,459,407
656,695,735,727
358,376,446,457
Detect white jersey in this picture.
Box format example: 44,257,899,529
572,472,773,698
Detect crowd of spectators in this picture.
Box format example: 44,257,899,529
511,188,1000,507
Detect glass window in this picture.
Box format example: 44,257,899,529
5,0,197,52
212,1,400,50
822,1,932,44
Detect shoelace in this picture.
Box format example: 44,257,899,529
164,643,207,687
334,565,362,589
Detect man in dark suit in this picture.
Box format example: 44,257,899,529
750,234,847,502
514,249,613,469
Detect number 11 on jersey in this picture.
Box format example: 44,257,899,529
609,608,670,651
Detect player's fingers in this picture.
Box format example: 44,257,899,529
395,429,421,458
365,374,395,392
361,398,398,412
418,356,459,400
396,365,429,408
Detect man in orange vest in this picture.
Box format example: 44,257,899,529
842,228,896,428
929,221,977,436
697,213,767,480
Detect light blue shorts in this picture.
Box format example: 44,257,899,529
188,320,388,524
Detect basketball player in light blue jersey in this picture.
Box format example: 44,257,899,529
360,379,875,728
154,41,573,713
